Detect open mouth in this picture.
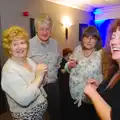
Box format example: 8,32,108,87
16,50,25,54
112,47,120,52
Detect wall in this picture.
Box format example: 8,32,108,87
95,5,120,20
0,0,93,50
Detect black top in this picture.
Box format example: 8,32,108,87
97,78,120,120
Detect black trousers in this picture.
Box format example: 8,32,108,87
44,81,61,120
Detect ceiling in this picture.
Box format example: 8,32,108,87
46,0,120,11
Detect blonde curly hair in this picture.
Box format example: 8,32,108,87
2,26,29,57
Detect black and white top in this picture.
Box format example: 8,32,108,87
1,58,47,119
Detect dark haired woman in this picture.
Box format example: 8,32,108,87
65,26,110,120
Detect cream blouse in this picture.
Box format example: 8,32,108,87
69,45,103,107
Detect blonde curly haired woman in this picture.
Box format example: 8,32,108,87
1,26,48,120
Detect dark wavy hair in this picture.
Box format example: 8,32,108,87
81,26,102,50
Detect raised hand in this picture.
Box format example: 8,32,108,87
68,59,78,69
87,79,99,88
35,64,48,78
84,79,98,97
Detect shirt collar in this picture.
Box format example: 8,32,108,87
36,35,49,45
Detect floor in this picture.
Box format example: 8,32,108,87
0,112,12,120
0,111,49,120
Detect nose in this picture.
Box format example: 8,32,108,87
17,44,22,49
88,38,92,42
43,30,47,34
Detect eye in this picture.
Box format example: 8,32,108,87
111,34,116,40
20,41,26,44
39,27,45,31
46,28,50,31
13,43,17,46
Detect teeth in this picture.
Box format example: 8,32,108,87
17,51,24,53
112,47,120,50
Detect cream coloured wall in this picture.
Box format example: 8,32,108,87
0,0,93,50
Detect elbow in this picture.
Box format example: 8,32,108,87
16,95,36,107
16,98,32,107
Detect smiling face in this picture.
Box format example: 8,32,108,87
10,38,28,59
82,36,97,50
110,27,120,62
36,24,51,42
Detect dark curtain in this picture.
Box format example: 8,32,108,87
30,18,36,38
0,61,9,114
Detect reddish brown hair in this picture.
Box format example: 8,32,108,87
62,48,73,57
105,19,120,88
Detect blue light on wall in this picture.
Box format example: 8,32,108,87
93,8,103,15
91,7,114,47
94,19,113,47
92,8,114,47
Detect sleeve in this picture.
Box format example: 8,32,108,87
64,62,71,73
28,38,40,64
56,42,62,69
69,45,81,60
1,70,40,107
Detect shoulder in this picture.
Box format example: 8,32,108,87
29,36,38,47
74,45,82,53
29,35,37,42
2,59,16,73
49,38,58,45
27,57,36,66
94,49,103,56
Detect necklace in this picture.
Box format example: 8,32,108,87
83,49,95,57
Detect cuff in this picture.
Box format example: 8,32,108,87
64,63,71,73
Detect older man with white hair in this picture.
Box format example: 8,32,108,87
28,13,62,120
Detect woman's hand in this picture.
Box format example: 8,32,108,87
68,59,78,69
84,79,98,98
87,79,99,88
35,64,48,78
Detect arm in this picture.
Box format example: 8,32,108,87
1,70,43,107
56,42,62,69
84,84,111,120
89,89,111,120
64,45,80,73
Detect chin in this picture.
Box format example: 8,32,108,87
40,37,49,41
112,55,120,61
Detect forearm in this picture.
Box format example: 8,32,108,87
16,76,44,106
32,75,44,87
90,90,111,120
